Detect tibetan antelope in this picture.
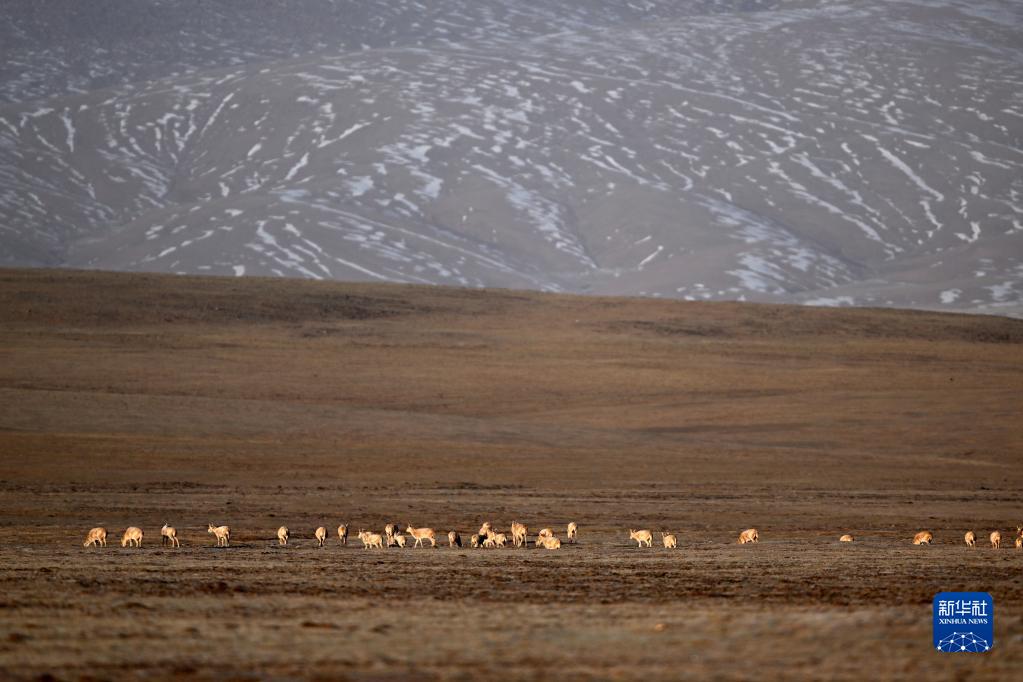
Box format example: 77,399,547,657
394,534,407,548
358,530,384,549
964,531,976,548
661,532,677,549
160,523,180,548
315,526,327,548
540,535,561,550
478,522,493,539
536,528,553,547
83,527,107,548
990,531,1001,549
277,526,290,546
385,524,397,545
912,531,933,545
448,531,461,548
567,522,578,543
121,527,143,548
337,524,349,545
406,524,437,548
629,529,653,548
510,522,527,548
470,534,480,548
494,533,508,548
738,528,759,544
1016,527,1022,551
208,524,230,547
839,534,854,543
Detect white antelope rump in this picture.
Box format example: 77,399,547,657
315,526,327,548
661,532,678,549
510,522,527,548
448,531,461,548
540,535,561,550
964,531,976,548
277,526,290,546
839,534,854,543
208,524,230,547
160,523,180,548
358,530,384,549
83,527,107,548
337,524,349,545
567,522,578,543
393,534,407,548
912,531,933,545
406,524,437,548
121,527,143,548
738,528,759,544
990,531,1001,549
629,529,653,548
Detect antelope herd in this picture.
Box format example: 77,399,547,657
81,522,1023,553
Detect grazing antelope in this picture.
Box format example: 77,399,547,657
567,522,578,543
208,523,230,547
629,529,653,548
83,527,107,548
661,532,678,549
337,524,349,545
470,534,480,548
540,535,561,550
315,526,327,548
121,527,143,548
510,522,527,548
357,530,384,549
839,534,854,543
964,531,976,548
494,532,508,548
990,531,1001,549
738,528,759,544
394,534,407,548
912,531,933,545
277,526,290,546
160,523,180,548
448,531,461,548
406,524,437,548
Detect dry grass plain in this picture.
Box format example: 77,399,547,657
1,268,1022,680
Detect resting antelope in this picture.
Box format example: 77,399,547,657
448,531,461,548
358,530,384,549
160,523,180,548
540,535,561,550
337,524,349,545
629,529,653,548
121,527,143,548
990,531,1001,549
839,534,854,543
406,524,437,548
964,531,976,548
912,531,933,545
315,526,327,548
738,528,758,544
536,528,553,546
277,526,290,546
208,523,230,547
83,527,107,548
661,532,677,549
510,522,527,548
567,522,578,543
393,534,407,548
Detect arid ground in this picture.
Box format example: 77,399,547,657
1,268,1021,680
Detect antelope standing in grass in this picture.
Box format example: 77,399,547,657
738,528,759,544
337,524,349,545
358,530,384,549
567,522,578,543
393,534,407,548
208,524,230,547
470,534,480,548
277,526,290,546
964,531,976,548
661,532,677,549
83,527,107,548
912,531,933,545
540,535,561,550
315,526,327,548
629,529,653,548
839,534,854,543
406,524,437,548
510,522,527,548
448,531,461,548
121,527,143,548
990,531,1001,549
161,523,180,548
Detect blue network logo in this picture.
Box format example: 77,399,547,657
933,592,993,653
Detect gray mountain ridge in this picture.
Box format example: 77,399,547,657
2,0,1021,315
